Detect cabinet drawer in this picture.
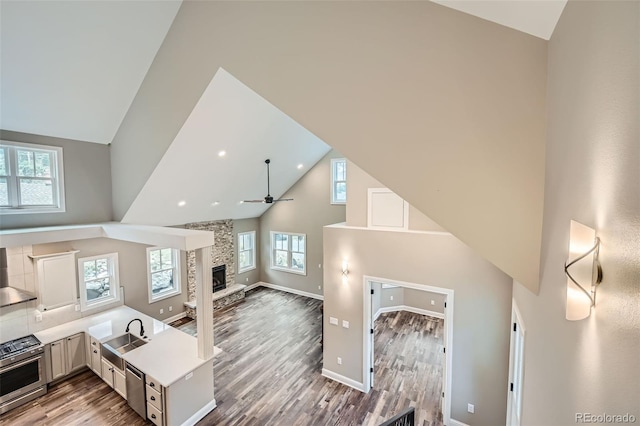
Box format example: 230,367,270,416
147,402,164,426
145,374,161,391
146,384,162,410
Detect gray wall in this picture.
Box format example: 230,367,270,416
377,286,446,314
108,1,547,292
233,218,260,286
515,1,640,424
33,238,188,321
259,150,346,296
323,226,513,425
0,130,112,229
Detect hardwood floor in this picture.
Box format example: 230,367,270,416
0,287,443,426
194,288,444,426
0,370,148,426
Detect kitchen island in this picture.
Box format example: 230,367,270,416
35,305,216,426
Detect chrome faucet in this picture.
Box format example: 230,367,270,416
126,318,145,337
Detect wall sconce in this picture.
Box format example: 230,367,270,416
341,260,349,277
565,220,603,321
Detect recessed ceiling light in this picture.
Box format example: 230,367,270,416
218,150,226,157
211,201,220,206
238,200,244,205
297,164,303,169
178,200,186,207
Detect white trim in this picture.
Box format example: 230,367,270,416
270,231,307,275
330,158,347,205
258,281,323,301
367,188,410,230
364,275,453,426
147,247,182,303
244,282,261,291
449,419,471,426
375,305,445,320
77,252,120,313
321,368,366,392
324,222,451,236
237,230,256,274
506,297,526,426
0,140,66,214
179,399,217,426
163,311,187,324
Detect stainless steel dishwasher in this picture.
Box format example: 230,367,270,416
125,362,146,419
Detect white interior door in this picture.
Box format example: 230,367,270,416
507,301,525,426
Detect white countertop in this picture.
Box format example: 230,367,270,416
34,305,212,387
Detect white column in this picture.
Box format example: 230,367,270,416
195,246,214,359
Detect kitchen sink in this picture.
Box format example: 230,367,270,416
101,333,147,369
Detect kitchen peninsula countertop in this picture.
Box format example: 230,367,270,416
34,305,211,387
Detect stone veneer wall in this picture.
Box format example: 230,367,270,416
184,219,235,303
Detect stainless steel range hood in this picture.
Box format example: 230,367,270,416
0,248,37,308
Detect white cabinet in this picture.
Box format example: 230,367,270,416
49,339,67,381
146,374,165,426
89,337,101,376
101,357,126,399
47,332,86,383
66,333,85,374
30,251,79,311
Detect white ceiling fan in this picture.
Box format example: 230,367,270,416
243,159,294,204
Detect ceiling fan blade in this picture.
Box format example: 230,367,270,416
242,200,265,203
274,198,294,202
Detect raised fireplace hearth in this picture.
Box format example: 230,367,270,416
212,264,226,293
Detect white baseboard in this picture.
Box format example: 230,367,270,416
181,399,217,426
375,305,444,320
374,308,383,321
321,368,366,393
245,282,261,291
449,419,470,426
163,311,187,324
259,281,324,301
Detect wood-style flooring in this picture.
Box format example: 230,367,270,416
0,287,443,426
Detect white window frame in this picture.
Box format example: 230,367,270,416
78,253,120,312
147,247,182,303
0,140,66,214
270,231,306,275
331,158,347,205
237,231,256,274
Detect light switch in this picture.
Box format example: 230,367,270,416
431,300,435,305
330,317,338,325
342,320,350,329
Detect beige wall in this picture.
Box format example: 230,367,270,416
323,225,512,425
374,284,446,314
233,218,260,286
347,160,446,232
33,238,188,321
259,150,346,295
515,1,640,424
109,1,546,291
0,130,113,229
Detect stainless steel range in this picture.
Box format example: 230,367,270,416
0,334,47,414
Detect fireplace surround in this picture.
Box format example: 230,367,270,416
213,264,226,293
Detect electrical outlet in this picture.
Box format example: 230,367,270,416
246,277,249,282
318,285,321,290
468,403,475,414
35,310,42,322
431,300,435,305
342,320,350,329
318,264,322,268
390,296,394,301
160,308,164,314
337,357,342,365
169,306,173,312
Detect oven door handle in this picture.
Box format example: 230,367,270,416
0,354,42,374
